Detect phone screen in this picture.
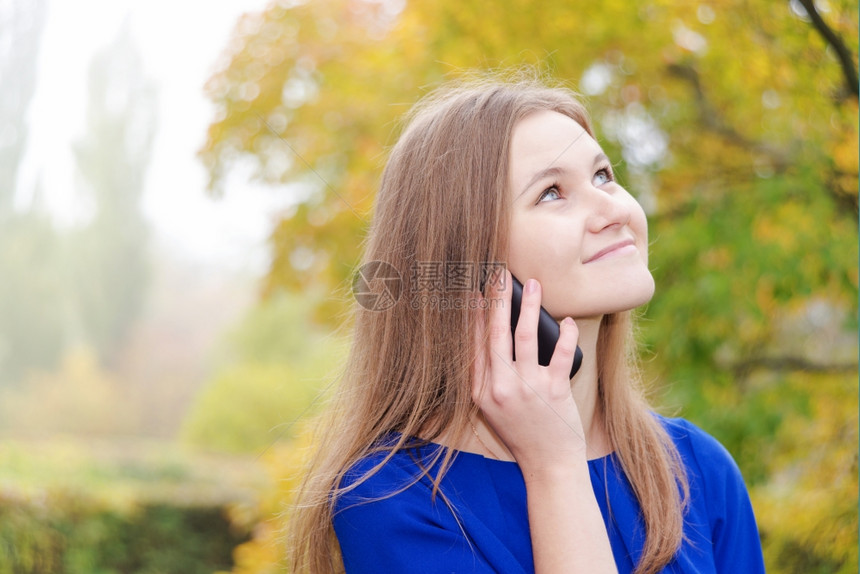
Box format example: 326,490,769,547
510,276,583,379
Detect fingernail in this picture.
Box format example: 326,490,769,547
562,317,574,326
526,278,538,294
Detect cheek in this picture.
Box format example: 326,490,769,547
507,223,542,277
507,216,580,281
628,200,650,260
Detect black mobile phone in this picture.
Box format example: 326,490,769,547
510,276,583,379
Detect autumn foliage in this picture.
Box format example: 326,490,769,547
199,0,858,571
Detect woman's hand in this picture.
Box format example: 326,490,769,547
472,269,587,472
472,269,617,573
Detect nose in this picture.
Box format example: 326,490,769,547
585,186,631,233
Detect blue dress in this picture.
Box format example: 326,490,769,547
333,416,765,573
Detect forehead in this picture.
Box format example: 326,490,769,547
508,109,600,185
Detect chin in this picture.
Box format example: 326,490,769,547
615,272,656,311
549,272,655,320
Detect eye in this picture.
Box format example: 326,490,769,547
537,184,562,203
594,166,614,186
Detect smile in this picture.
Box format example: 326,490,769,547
584,239,637,263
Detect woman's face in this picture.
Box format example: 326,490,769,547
507,109,655,321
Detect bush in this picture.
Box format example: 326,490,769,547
180,362,318,454
0,490,249,574
0,346,136,437
181,292,347,454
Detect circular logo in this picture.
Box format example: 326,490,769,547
352,261,402,311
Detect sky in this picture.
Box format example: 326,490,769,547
15,0,291,274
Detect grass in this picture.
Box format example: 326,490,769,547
0,435,269,510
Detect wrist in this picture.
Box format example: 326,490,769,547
521,457,592,488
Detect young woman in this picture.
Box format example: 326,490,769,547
289,74,765,574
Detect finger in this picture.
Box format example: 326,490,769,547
548,316,579,380
512,277,541,367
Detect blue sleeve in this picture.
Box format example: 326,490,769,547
334,487,496,573
676,419,766,573
332,456,502,574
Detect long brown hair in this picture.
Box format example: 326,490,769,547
289,71,688,574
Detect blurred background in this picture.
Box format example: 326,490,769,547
0,0,857,572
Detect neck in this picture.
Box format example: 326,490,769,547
569,315,611,459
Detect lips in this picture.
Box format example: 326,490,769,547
584,238,636,263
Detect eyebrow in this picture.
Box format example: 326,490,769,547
516,152,611,201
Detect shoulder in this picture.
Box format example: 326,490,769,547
653,417,765,571
654,414,740,477
332,443,506,573
332,442,446,553
336,440,441,509
654,414,754,518
654,414,756,526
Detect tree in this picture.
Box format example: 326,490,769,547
0,0,61,385
0,15,157,385
201,1,858,570
0,0,47,217
70,22,157,367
